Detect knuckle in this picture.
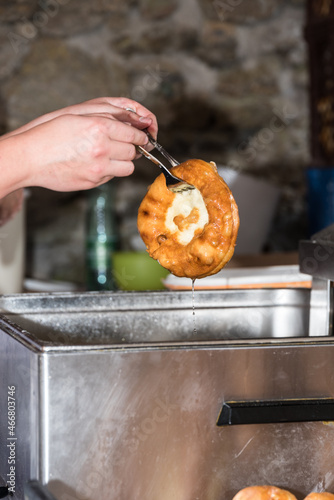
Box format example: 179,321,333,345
87,117,108,139
89,164,105,182
85,131,107,159
87,142,104,160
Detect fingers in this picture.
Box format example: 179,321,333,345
93,158,136,184
6,96,158,138
66,102,152,131
8,98,158,145
107,160,135,178
116,108,153,130
63,97,158,137
73,116,143,178
80,113,150,147
90,97,158,139
108,119,149,146
113,109,156,152
105,140,138,162
88,158,136,185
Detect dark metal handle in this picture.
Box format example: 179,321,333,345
217,397,334,426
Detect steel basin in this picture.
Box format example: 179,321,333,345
3,288,334,500
0,288,310,345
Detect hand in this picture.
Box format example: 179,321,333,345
4,97,158,141
16,111,152,191
0,98,158,197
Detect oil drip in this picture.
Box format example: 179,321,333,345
191,278,197,335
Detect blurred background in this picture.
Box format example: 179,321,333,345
0,0,325,289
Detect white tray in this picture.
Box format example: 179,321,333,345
163,264,311,290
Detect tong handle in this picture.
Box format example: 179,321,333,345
136,146,182,186
145,130,179,167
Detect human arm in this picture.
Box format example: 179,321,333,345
1,97,158,140
0,98,158,199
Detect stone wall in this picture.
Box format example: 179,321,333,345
0,0,309,284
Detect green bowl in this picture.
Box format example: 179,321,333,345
112,251,169,291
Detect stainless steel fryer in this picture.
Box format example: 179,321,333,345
0,226,334,500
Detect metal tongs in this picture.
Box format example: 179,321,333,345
137,131,195,193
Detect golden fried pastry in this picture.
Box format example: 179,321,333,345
137,159,239,279
304,494,334,500
233,485,297,500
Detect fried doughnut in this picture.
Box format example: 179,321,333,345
137,159,239,279
304,494,334,500
233,485,297,500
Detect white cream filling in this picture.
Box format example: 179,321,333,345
165,187,209,245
